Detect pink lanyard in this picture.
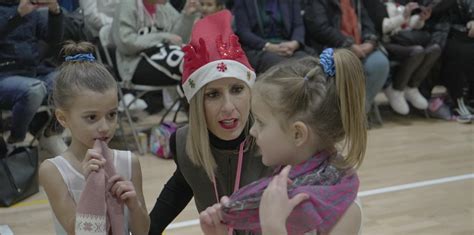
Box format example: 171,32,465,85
212,141,245,235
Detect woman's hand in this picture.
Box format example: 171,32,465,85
199,197,229,235
419,6,432,21
350,44,366,58
467,21,474,38
279,40,300,56
264,43,288,56
259,165,309,235
166,34,183,45
82,149,106,177
109,175,141,211
360,42,374,55
403,2,420,19
17,0,39,16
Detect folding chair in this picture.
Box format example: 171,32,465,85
95,26,185,155
1,105,55,146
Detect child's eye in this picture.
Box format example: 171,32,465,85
107,111,118,120
85,115,96,121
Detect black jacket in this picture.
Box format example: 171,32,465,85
233,0,306,50
303,0,378,51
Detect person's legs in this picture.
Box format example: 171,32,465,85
442,34,474,103
363,50,390,113
385,44,425,90
409,44,442,88
30,71,61,137
0,76,47,143
33,71,67,156
384,44,425,114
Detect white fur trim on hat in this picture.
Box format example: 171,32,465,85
183,60,256,101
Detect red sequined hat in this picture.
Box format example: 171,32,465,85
182,10,256,101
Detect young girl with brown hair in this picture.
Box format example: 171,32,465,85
39,41,149,235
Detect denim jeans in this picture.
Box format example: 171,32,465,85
363,50,390,113
0,71,56,141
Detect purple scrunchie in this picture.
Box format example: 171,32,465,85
65,53,96,62
320,48,335,77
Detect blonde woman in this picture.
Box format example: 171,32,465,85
148,10,269,234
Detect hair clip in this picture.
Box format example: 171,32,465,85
319,48,335,77
65,53,96,62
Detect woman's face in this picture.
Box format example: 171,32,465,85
203,77,251,141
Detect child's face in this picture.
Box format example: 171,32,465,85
200,0,223,17
250,95,296,167
60,88,118,149
204,77,251,141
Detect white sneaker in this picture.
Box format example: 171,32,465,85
404,87,428,110
384,85,409,115
39,134,67,156
119,93,148,111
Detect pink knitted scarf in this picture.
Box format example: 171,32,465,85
221,150,359,234
75,140,124,235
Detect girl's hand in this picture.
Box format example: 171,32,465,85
109,175,140,211
183,0,200,15
82,149,106,177
199,198,228,235
259,165,309,234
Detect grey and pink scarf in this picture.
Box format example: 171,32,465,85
75,140,124,235
221,150,359,234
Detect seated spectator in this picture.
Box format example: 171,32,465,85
0,0,66,155
79,0,120,41
233,0,312,74
200,0,224,17
111,0,200,109
303,0,390,113
363,0,441,115
440,0,474,118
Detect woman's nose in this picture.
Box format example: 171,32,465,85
221,93,236,114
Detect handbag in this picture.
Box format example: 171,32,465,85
390,30,431,47
150,121,178,159
0,138,39,207
149,92,186,158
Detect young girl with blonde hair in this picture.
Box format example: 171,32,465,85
200,48,367,235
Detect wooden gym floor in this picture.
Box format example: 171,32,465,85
1,105,473,235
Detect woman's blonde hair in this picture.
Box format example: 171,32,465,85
186,86,254,180
254,49,367,169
